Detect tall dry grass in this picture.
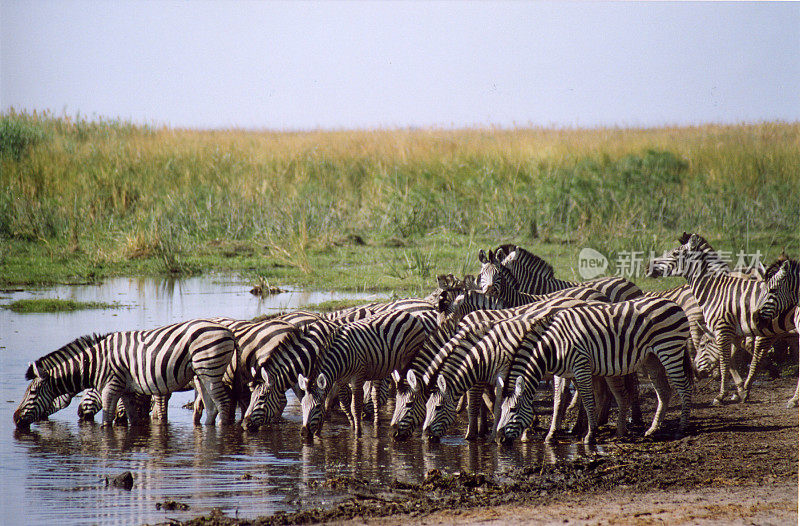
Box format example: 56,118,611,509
2,111,798,267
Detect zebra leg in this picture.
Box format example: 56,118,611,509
654,349,693,437
100,382,124,427
349,377,365,437
741,336,774,401
603,376,630,438
627,373,643,426
595,377,612,427
481,389,494,438
545,376,568,443
152,394,170,423
641,354,672,436
572,363,598,445
193,377,219,425
712,327,736,406
209,381,234,425
335,384,355,428
371,381,381,430
464,385,483,441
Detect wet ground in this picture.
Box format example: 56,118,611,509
170,377,799,526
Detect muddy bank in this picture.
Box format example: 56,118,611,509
160,377,798,526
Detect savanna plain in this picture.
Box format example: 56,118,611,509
1,113,798,524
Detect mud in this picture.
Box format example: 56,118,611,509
161,377,798,526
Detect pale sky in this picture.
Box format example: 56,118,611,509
2,1,798,130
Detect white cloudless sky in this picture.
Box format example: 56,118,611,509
2,1,798,130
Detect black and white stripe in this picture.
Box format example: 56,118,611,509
14,319,237,429
299,310,428,438
478,246,643,302
496,297,693,444
755,257,800,407
647,233,796,405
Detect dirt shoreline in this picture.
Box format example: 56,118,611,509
163,376,799,526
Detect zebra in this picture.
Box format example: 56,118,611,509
298,310,429,438
755,257,800,406
421,298,596,442
390,289,610,441
478,250,646,423
496,297,693,445
241,316,345,431
478,246,643,302
647,233,797,405
241,298,438,431
13,319,237,429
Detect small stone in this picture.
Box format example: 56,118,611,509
107,471,134,490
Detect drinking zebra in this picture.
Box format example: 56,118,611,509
391,288,609,441
647,233,796,405
496,297,693,444
241,298,438,431
755,257,800,407
299,310,429,438
13,319,237,429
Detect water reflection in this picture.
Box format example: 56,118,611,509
0,275,603,525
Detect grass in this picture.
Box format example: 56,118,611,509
4,298,121,313
1,110,798,294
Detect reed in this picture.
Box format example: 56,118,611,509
2,110,798,290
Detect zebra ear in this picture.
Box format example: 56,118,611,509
687,234,700,249
406,370,419,392
496,247,506,262
316,373,327,391
437,375,447,394
391,370,401,385
478,249,488,264
32,361,42,378
495,374,505,390
297,374,309,391
514,376,525,397
261,368,270,386
251,366,257,379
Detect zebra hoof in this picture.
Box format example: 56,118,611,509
787,398,799,408
729,393,741,403
711,397,723,407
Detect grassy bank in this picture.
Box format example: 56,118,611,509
1,111,798,292
3,298,120,313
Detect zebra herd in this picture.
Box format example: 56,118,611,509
13,232,799,449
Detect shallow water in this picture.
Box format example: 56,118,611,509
0,276,600,525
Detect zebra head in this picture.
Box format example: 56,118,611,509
421,375,458,440
755,260,798,324
14,373,57,429
299,373,328,439
477,248,511,292
391,369,426,441
77,388,103,421
647,233,728,279
242,368,281,431
693,336,719,379
495,375,535,444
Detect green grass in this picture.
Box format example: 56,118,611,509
4,298,122,313
1,111,798,293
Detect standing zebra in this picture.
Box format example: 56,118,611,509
647,233,796,405
14,319,237,429
496,297,693,444
478,246,643,302
299,310,429,438
755,257,800,407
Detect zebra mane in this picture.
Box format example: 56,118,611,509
503,247,555,280
26,333,110,380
